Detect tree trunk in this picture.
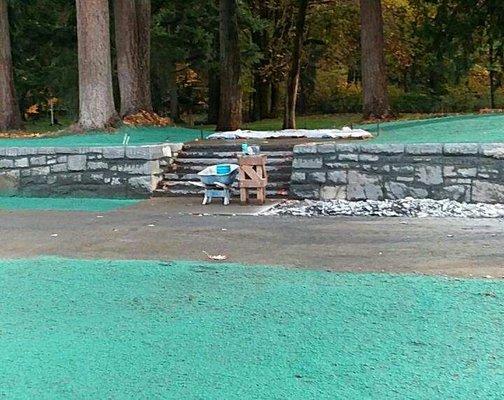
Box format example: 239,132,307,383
252,73,270,121
283,0,309,130
217,0,241,132
270,82,281,118
76,0,117,130
0,0,22,130
360,0,390,119
299,60,316,115
258,80,270,120
114,0,152,117
207,70,220,124
489,39,496,109
167,62,179,121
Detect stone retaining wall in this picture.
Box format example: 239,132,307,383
290,142,504,203
0,143,181,198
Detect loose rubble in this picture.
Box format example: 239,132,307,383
264,198,504,218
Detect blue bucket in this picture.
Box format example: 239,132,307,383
216,164,231,175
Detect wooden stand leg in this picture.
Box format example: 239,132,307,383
257,188,265,204
240,188,248,204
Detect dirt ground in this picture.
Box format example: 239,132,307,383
1,197,503,277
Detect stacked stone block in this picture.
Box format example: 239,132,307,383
0,144,181,198
290,142,504,204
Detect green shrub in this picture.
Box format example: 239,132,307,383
390,90,440,113
308,82,502,114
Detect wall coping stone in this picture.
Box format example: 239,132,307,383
292,142,504,158
0,143,181,159
443,143,479,155
405,144,443,155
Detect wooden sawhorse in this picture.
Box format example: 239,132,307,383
238,155,268,204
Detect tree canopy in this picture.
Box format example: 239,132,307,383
4,0,504,127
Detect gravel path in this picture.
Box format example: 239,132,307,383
265,198,504,218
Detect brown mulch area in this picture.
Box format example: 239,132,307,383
123,110,172,127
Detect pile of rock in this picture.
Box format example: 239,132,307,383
265,198,504,218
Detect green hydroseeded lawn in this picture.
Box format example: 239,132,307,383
1,257,502,399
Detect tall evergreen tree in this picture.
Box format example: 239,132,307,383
283,0,309,129
76,0,117,129
360,0,390,119
0,0,22,130
217,0,241,131
114,0,152,117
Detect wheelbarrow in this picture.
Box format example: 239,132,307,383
192,164,239,205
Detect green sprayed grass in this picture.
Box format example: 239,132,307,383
5,113,504,147
199,112,504,143
197,113,470,132
198,113,364,131
0,257,502,399
0,197,140,212
362,113,504,143
0,126,208,148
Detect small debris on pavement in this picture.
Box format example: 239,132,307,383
202,251,228,261
50,234,58,237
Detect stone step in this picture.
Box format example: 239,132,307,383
163,169,292,180
176,157,292,166
161,179,289,189
154,185,288,198
177,150,294,159
182,140,306,152
166,164,292,176
178,162,291,169
156,140,295,198
163,172,292,184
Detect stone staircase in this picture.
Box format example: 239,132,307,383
155,140,298,198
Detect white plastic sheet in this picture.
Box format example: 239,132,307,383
208,127,373,140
